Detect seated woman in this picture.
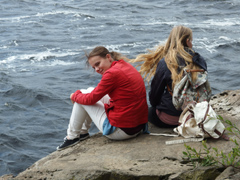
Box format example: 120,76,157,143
57,46,148,150
131,25,208,128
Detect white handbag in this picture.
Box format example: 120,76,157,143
170,101,226,144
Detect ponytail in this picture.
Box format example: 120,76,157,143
86,46,129,63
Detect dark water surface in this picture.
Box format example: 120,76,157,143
0,0,240,176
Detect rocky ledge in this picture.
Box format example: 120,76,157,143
2,90,240,180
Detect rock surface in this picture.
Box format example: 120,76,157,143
1,89,240,180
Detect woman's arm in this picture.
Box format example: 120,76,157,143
71,71,115,105
149,60,166,107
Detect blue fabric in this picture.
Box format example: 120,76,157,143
142,123,150,134
102,117,149,135
102,117,116,135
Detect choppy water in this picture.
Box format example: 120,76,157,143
0,0,240,176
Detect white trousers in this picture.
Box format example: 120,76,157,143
67,87,139,140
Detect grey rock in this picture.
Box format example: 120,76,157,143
215,167,240,180
2,89,240,180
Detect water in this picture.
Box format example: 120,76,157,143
0,0,240,176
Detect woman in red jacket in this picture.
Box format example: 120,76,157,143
57,46,148,150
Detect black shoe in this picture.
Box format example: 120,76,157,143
79,133,90,141
56,137,80,151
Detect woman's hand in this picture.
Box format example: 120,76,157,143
70,93,75,104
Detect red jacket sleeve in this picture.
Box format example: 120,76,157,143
71,71,116,105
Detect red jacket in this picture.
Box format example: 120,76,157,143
71,60,148,128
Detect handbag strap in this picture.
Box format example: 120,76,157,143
198,103,210,129
185,69,205,73
167,84,173,96
198,104,230,140
166,69,204,96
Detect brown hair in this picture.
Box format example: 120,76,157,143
85,46,129,64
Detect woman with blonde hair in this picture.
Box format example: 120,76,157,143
131,25,208,128
57,46,148,150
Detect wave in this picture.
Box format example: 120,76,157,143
202,18,240,27
216,41,240,50
0,83,13,93
0,133,40,176
2,83,70,111
0,10,95,23
0,15,30,22
0,48,80,69
137,16,240,28
36,11,95,19
0,42,148,71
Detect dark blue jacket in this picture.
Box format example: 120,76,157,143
149,51,207,116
